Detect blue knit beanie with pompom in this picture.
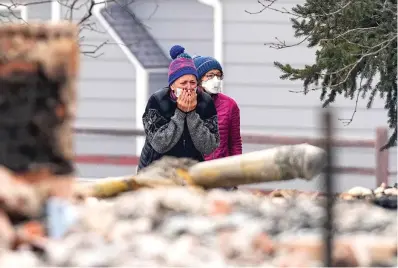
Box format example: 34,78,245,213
168,45,198,86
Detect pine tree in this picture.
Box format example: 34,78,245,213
248,0,397,150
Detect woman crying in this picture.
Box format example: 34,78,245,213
137,45,220,171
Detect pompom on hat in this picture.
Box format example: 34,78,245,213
168,45,198,86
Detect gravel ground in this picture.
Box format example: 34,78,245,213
0,187,396,267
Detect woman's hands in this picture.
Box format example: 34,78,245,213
177,89,197,113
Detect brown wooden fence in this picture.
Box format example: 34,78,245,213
73,126,396,186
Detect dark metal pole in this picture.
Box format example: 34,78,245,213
322,108,334,267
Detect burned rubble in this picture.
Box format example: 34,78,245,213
0,187,396,267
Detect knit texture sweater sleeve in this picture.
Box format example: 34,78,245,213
142,95,186,154
186,99,220,155
229,101,242,156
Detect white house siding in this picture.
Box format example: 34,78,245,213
149,72,169,96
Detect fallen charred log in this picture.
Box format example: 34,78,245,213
76,143,327,199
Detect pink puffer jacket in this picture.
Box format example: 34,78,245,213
204,93,242,160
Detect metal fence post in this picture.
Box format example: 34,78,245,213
375,127,389,187
322,108,334,267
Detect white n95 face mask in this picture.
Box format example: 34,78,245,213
202,77,222,94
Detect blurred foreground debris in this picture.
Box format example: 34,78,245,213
0,21,79,179
340,183,398,209
257,184,398,210
0,187,396,267
0,21,79,247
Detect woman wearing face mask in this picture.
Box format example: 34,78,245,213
137,45,220,171
193,55,242,161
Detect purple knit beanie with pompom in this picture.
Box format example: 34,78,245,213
168,45,198,86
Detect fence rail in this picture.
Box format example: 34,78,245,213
73,126,396,186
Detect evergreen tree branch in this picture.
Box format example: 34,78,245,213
284,36,395,93
249,0,397,150
323,37,394,81
338,83,361,126
245,0,277,15
265,36,309,49
246,0,354,19
319,27,379,43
